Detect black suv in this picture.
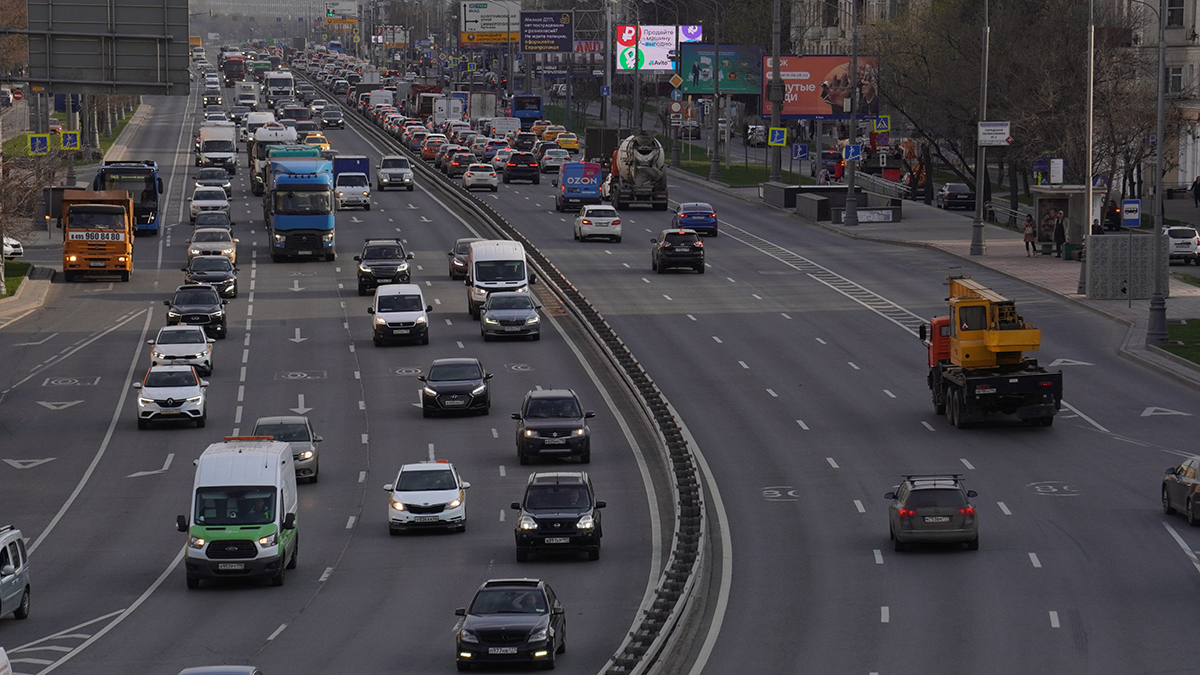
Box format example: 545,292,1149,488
651,229,705,274
321,109,345,128
454,578,566,670
182,256,239,298
512,389,594,464
355,238,414,295
511,471,605,561
885,474,979,552
164,284,228,339
503,152,541,184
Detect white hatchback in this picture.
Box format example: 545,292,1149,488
462,164,499,192
574,205,622,243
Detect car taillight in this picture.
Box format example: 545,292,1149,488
612,219,621,226
960,506,975,516
708,213,716,218
581,219,592,225
694,240,703,247
507,162,516,167
898,508,916,518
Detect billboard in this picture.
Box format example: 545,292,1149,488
521,11,573,52
616,25,676,71
460,1,519,45
679,44,765,96
762,55,880,119
678,25,702,42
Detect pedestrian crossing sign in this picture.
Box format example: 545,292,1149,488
768,127,787,147
29,134,49,156
874,115,890,133
61,131,79,150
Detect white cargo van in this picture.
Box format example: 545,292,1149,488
176,437,299,588
489,117,520,139
465,240,535,319
197,122,238,174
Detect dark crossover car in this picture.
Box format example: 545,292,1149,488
194,167,233,197
447,237,484,280
164,284,228,339
885,474,979,551
355,238,414,295
182,256,238,298
511,471,605,561
651,229,705,274
671,202,718,236
419,358,492,417
321,108,345,128
1163,457,1200,523
935,182,976,210
503,151,541,184
454,579,566,670
512,389,594,464
480,292,541,341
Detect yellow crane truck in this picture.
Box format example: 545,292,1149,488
919,276,1062,428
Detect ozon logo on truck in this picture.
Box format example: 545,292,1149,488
564,176,595,185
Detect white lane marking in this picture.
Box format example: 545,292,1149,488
434,298,442,305
457,341,464,349
319,567,333,582
854,500,866,513
1141,406,1192,417
921,421,935,431
1163,522,1200,575
491,428,499,438
796,420,809,430
663,294,672,300
346,516,356,529
881,606,890,623
1049,611,1060,628
622,263,630,268
961,458,975,470
883,389,896,398
848,362,860,370
13,332,58,346
499,509,506,522
358,400,365,410
826,457,839,468
738,361,749,369
361,433,369,444
642,277,650,284
815,337,826,344
234,406,242,424
358,471,366,483
780,313,792,319
354,371,361,379
1060,400,1109,433
752,294,762,299
127,453,174,479
242,349,249,363
237,385,244,402
428,443,436,461
873,549,883,565
712,336,722,343
240,367,246,382
1029,553,1042,568
998,502,1012,515
726,277,736,283
268,624,287,640
349,344,355,353
687,314,696,321
499,465,506,477
766,389,778,397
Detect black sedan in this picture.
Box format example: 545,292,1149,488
480,292,541,341
936,182,976,210
182,255,239,298
454,579,566,670
419,358,492,417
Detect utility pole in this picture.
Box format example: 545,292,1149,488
767,0,781,182
969,0,990,255
843,0,859,225
1148,0,1168,343
708,7,720,180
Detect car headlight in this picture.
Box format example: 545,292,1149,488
470,383,487,396
526,315,540,325
571,427,585,437
337,190,345,197
374,316,386,326
512,285,527,293
189,247,200,255
138,397,154,405
422,387,438,397
415,315,426,324
274,234,286,243
258,532,277,547
361,190,369,196
459,628,478,643
152,351,166,359
168,310,181,318
358,263,371,273
185,395,202,403
221,248,233,255
523,429,536,438
448,490,464,509
297,450,313,460
396,261,409,271
483,316,499,325
188,535,206,549
211,310,224,318
577,514,595,529
518,515,537,530
390,499,406,511
322,233,335,242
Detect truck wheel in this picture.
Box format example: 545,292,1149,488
365,204,371,211
946,395,958,427
271,566,285,586
966,536,979,551
952,396,969,429
933,392,946,416
120,272,130,282
533,176,540,185
186,575,200,589
1164,487,1177,515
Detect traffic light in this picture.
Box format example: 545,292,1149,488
326,3,335,17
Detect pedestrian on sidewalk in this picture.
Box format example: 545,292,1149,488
818,167,830,185
1023,215,1037,256
1191,176,1200,206
1053,210,1066,257
1091,219,1104,235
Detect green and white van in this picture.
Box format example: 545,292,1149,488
176,437,299,588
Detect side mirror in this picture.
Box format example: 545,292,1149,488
384,483,394,491
132,382,142,390
200,380,210,387
180,267,188,272
425,305,433,312
584,411,595,419
233,267,240,272
455,608,466,616
221,300,229,305
967,490,978,498
884,492,896,500
146,339,156,345
510,502,521,510
650,238,657,243
484,373,493,380
595,500,606,509
462,481,471,489
529,272,537,285
367,307,375,314
353,255,361,261
282,512,296,530
233,238,240,243
552,605,564,615
176,515,188,532
447,251,454,256
464,279,470,286
918,324,927,341
1168,467,1180,474
511,413,521,420
163,300,171,306
417,375,427,382
407,252,415,260
314,436,323,443
551,179,558,187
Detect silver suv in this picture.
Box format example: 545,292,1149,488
0,524,31,620
885,474,979,551
1166,226,1199,265
377,155,414,191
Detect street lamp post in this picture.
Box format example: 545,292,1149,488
767,0,781,182
968,0,990,254
1149,0,1168,342
843,0,860,225
701,2,720,180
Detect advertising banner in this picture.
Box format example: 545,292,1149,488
761,55,880,119
679,43,765,95
616,25,676,71
521,11,573,52
678,25,702,42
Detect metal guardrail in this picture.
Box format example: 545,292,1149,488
855,171,911,200
984,201,1031,229
315,77,707,675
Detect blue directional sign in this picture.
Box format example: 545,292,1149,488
843,144,862,162
670,89,682,101
768,127,787,147
60,131,79,150
793,143,808,161
1121,199,1141,228
874,115,890,133
600,85,610,96
28,134,49,156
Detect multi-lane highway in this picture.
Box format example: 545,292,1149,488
5,64,1200,675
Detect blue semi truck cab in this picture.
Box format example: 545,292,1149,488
91,160,164,235
263,158,336,261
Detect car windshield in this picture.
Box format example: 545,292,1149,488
946,184,971,193
173,289,219,305
195,189,226,201
322,111,341,119
201,140,234,154
338,174,368,186
488,295,533,310
525,485,590,509
470,589,547,615
524,397,581,418
396,468,457,491
194,487,277,526
428,362,483,381
273,189,332,215
312,99,327,106
144,369,198,387
381,158,409,169
475,260,525,282
586,208,617,218
190,257,232,271
664,233,698,244
377,294,423,312
156,329,205,345
198,169,228,181
455,240,478,255
905,488,967,508
193,230,231,243
468,165,492,172
195,214,230,227
68,210,125,229
681,203,712,214
363,245,404,259
253,423,310,442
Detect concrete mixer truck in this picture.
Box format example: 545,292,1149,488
608,134,668,210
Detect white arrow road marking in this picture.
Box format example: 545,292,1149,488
350,216,363,223
288,328,308,343
37,401,83,410
3,458,57,469
420,216,432,222
127,453,174,478
407,203,419,209
290,394,313,415
1142,407,1192,417
290,280,305,292
13,333,59,346
1047,358,1094,367
84,283,114,293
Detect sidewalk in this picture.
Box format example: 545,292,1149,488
668,166,1200,389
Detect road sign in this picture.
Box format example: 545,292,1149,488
669,73,683,88
467,62,477,71
669,101,682,113
29,134,49,155
1121,199,1141,228
874,115,890,132
11,90,23,101
60,131,79,150
768,127,787,147
460,0,520,44
353,35,360,43
670,113,682,120
600,85,610,96
793,143,808,161
978,121,1012,146
874,133,890,147
670,89,682,102
843,144,862,162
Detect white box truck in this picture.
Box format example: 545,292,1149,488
176,437,299,589
235,81,260,110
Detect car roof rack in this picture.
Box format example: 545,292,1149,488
902,473,965,484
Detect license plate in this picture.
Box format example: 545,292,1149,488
393,329,410,334
217,562,244,570
504,326,521,332
675,247,690,252
159,408,181,413
924,516,950,524
975,387,996,394
543,438,566,445
444,400,465,406
488,647,518,655
89,262,105,267
298,250,312,255
415,516,439,522
544,537,570,544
